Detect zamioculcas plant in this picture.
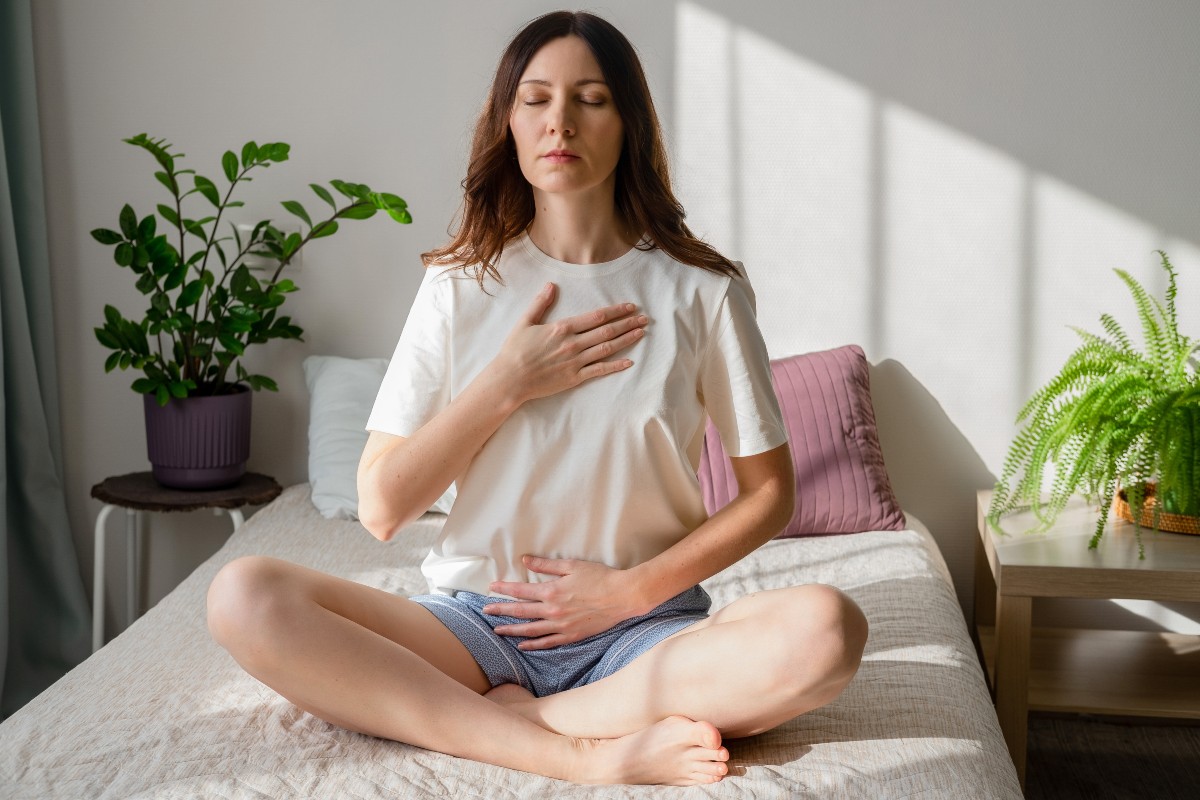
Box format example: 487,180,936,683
986,250,1200,558
91,133,411,405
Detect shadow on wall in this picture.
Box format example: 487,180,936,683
868,358,995,623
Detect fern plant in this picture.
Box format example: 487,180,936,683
986,250,1200,558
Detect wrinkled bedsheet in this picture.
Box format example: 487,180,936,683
1,484,1020,798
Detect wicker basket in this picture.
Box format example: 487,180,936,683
1113,483,1200,535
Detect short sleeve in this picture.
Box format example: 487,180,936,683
365,266,451,437
697,262,789,457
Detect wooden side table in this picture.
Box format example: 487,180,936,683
973,489,1200,789
90,471,281,652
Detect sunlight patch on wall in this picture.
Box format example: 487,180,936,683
1029,176,1158,396
880,102,1025,460
675,2,872,359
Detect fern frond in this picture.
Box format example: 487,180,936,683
1099,313,1136,355
1115,268,1170,372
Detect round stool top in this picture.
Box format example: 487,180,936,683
90,472,282,512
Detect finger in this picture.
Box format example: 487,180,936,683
494,621,557,639
521,555,575,576
576,325,645,366
521,282,556,325
561,302,639,335
573,312,648,354
575,355,636,383
481,601,544,619
488,581,546,601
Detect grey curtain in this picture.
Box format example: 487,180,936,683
0,0,90,719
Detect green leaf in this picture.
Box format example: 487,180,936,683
241,140,258,168
183,219,207,240
91,228,124,245
310,219,338,238
132,244,150,268
379,192,407,210
163,265,186,291
274,278,297,293
268,142,290,161
155,384,170,406
329,179,355,199
119,204,138,239
94,327,120,349
135,272,156,294
114,242,134,267
169,381,189,399
157,203,180,226
137,215,157,242
131,377,157,394
194,175,221,207
178,279,205,307
218,332,245,355
310,183,336,210
340,204,377,220
154,171,178,196
104,351,121,373
222,150,239,183
387,208,412,224
104,304,121,326
281,200,312,227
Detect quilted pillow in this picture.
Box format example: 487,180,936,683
697,344,905,536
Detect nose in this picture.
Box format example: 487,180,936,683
546,99,575,137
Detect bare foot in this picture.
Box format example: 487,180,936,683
570,716,730,786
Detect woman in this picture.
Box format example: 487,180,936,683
207,10,868,787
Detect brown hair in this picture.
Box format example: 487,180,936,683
421,10,739,288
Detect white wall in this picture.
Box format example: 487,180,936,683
31,0,1200,642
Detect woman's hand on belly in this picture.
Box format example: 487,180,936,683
484,555,649,650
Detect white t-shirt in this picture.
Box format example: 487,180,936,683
366,231,789,596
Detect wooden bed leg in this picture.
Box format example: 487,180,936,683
994,593,1031,791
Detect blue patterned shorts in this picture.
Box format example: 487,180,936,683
410,585,711,697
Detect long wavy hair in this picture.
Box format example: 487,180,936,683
421,10,739,288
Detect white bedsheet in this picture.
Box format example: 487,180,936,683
0,484,1021,798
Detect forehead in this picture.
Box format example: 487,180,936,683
518,35,605,85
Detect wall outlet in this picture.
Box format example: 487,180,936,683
234,221,303,273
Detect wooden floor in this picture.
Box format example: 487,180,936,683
1025,711,1200,799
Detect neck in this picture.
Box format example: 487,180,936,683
526,177,639,264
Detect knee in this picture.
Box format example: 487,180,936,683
206,556,294,654
771,584,869,693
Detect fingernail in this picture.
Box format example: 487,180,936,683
625,303,635,311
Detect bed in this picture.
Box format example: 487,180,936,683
1,344,1022,797
1,480,1020,798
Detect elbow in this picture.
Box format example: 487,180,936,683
356,476,410,543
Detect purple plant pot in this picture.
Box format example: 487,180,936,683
143,386,252,489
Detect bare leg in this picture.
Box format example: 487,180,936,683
488,584,869,739
206,556,731,785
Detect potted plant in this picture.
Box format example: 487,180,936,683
91,133,410,489
986,250,1199,558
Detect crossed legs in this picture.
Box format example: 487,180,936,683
206,556,868,786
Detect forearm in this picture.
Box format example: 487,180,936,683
626,482,794,613
357,367,521,540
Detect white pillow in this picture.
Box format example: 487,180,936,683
302,355,456,520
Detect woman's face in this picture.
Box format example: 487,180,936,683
509,35,624,198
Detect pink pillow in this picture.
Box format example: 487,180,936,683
698,344,906,536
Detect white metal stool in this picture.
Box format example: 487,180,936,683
90,471,281,652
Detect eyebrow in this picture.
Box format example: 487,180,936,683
518,78,608,87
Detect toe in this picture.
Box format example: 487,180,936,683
693,720,722,749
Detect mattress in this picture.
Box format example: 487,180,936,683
0,484,1021,799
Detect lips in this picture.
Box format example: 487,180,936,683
543,149,580,159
